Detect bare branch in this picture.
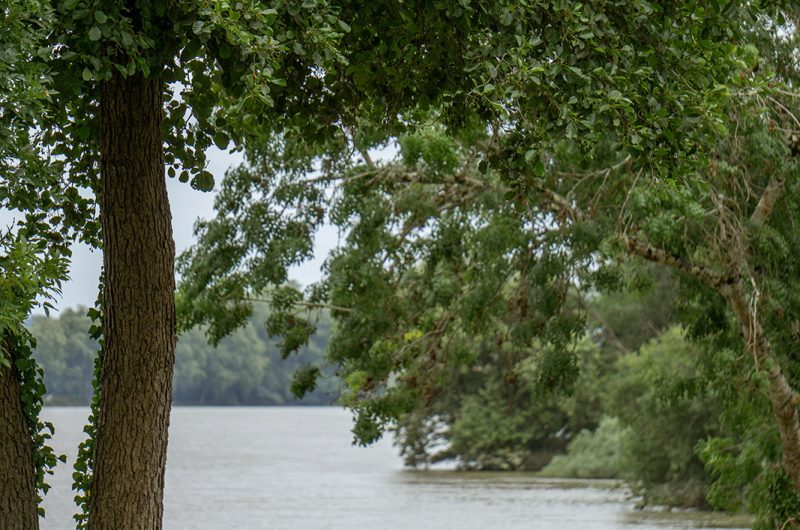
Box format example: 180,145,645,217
243,297,354,314
555,154,631,178
750,176,786,226
767,95,800,129
535,185,584,222
358,147,375,170
296,168,378,186
578,295,632,355
622,235,731,290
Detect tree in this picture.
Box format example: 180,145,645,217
41,0,405,524
3,0,779,525
0,247,57,530
178,7,800,524
43,1,556,525
0,0,94,525
179,1,771,417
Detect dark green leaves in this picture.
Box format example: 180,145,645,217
290,365,321,398
191,171,214,192
212,132,229,150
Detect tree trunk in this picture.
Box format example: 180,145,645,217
89,73,175,530
724,281,800,489
0,335,40,530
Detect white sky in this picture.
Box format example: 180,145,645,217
2,147,340,313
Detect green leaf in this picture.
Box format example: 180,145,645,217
182,38,202,61
94,10,107,23
120,31,133,47
88,26,102,41
82,68,92,81
192,171,215,192
213,132,229,149
291,365,321,398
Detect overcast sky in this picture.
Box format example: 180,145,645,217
2,147,340,314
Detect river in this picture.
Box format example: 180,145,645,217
38,407,750,529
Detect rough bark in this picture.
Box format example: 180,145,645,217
0,334,40,530
89,73,175,530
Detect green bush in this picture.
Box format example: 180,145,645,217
540,416,629,479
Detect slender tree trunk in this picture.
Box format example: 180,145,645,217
0,334,40,530
89,73,175,530
724,281,800,488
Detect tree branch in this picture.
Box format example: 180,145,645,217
555,154,631,178
534,185,584,222
723,280,800,487
243,297,354,313
622,235,732,290
582,300,632,355
358,147,375,170
750,176,785,226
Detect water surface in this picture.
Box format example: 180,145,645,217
39,407,750,529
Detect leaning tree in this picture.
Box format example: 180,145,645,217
178,3,800,526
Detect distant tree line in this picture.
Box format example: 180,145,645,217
30,305,338,406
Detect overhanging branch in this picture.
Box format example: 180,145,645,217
622,235,732,290
243,297,354,314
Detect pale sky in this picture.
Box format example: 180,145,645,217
2,147,340,313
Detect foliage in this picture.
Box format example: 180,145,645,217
0,239,68,516
29,308,98,405
0,0,94,515
175,3,800,525
606,327,725,508
177,0,791,434
540,416,630,480
71,284,102,529
30,304,338,406
177,0,775,336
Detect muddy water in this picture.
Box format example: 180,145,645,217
39,407,750,529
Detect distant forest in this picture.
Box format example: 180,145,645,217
30,305,338,406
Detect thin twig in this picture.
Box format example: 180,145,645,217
243,297,354,313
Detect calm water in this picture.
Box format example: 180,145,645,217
38,407,750,530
